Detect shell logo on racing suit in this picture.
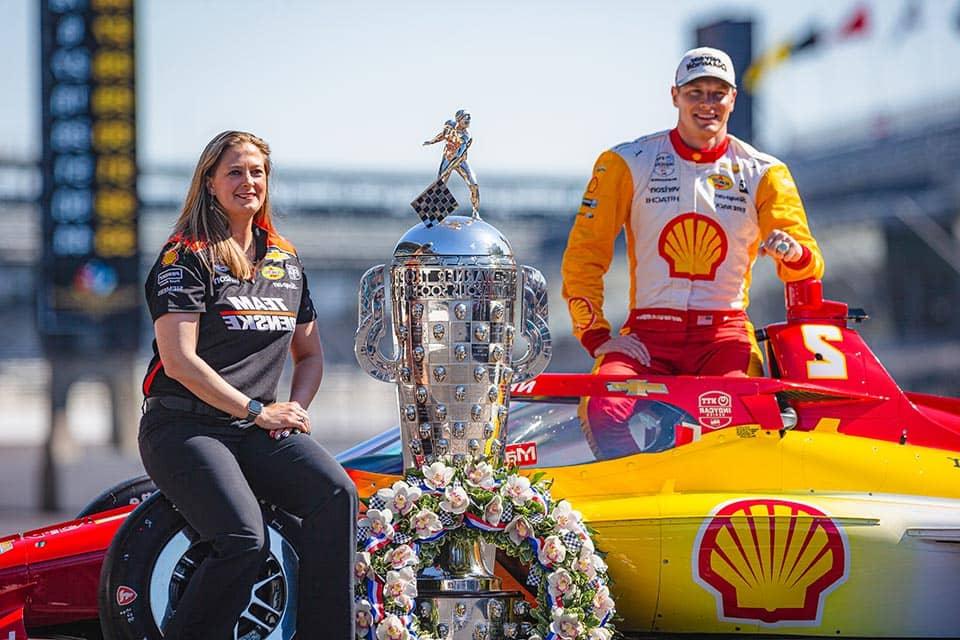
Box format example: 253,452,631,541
693,498,849,625
567,297,597,332
658,213,728,280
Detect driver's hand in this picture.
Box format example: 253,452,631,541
254,401,312,438
594,334,651,367
760,230,803,263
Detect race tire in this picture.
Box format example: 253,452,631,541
98,491,302,640
76,475,157,518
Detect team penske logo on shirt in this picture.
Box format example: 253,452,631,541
220,296,297,331
658,213,728,281
260,265,285,280
708,174,734,190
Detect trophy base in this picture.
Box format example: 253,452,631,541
415,590,529,640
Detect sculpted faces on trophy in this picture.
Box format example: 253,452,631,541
405,404,417,422
416,385,428,404
435,404,447,421
434,366,447,383
473,366,486,383
453,422,466,439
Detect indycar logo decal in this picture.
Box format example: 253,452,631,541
658,213,727,281
116,585,138,606
654,152,676,177
698,391,732,428
693,498,849,626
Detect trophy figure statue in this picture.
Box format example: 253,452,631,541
355,111,552,639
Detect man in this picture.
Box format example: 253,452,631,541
561,47,824,458
423,109,480,215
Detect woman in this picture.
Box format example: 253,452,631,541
140,130,356,639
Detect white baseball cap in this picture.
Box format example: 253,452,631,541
675,47,736,88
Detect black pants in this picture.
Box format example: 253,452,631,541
139,409,357,640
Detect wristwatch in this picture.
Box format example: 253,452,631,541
245,399,264,423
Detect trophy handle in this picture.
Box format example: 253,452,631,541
354,265,398,383
512,265,552,381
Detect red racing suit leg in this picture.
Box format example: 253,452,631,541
582,310,752,459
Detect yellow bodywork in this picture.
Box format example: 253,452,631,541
350,426,960,636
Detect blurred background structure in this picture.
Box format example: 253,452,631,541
2,0,960,526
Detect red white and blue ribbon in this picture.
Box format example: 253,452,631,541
464,512,506,532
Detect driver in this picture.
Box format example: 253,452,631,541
561,47,824,458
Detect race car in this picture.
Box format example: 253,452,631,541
4,278,960,639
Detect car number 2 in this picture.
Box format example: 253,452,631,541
801,324,847,379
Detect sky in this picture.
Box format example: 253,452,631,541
3,0,960,178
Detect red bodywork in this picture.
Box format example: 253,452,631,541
2,280,960,637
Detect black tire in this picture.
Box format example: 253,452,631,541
76,475,157,518
98,492,302,640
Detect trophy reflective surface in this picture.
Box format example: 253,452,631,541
355,114,551,640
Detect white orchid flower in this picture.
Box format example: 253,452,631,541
547,568,578,602
383,543,418,570
375,614,409,640
422,461,455,490
588,627,613,640
574,545,597,581
550,500,583,533
549,607,584,639
502,475,534,506
484,493,504,525
465,461,496,489
439,485,470,514
356,599,374,636
538,535,567,566
354,551,373,582
376,480,422,516
359,509,394,538
504,515,533,546
384,567,418,600
592,584,615,620
412,508,443,539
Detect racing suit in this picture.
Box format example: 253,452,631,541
561,128,824,458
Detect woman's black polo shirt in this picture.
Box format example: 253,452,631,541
143,225,317,406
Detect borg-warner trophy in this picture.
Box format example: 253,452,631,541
355,111,551,639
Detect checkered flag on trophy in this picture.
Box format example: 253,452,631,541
410,179,459,227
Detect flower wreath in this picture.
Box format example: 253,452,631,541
354,457,616,640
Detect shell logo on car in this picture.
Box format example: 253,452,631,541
658,213,728,280
693,498,849,626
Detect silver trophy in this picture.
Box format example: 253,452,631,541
355,112,551,639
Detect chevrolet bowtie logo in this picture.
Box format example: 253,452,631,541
605,379,669,396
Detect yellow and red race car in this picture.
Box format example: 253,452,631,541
4,279,960,639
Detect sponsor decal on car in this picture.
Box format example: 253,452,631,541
260,265,285,280
698,390,732,427
606,379,668,396
505,441,538,467
510,379,537,394
0,540,13,555
693,498,849,625
116,585,138,606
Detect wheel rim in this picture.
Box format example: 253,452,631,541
148,526,299,639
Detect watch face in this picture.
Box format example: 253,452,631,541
248,400,263,416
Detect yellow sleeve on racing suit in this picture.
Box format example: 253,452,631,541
561,151,634,356
756,164,825,282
